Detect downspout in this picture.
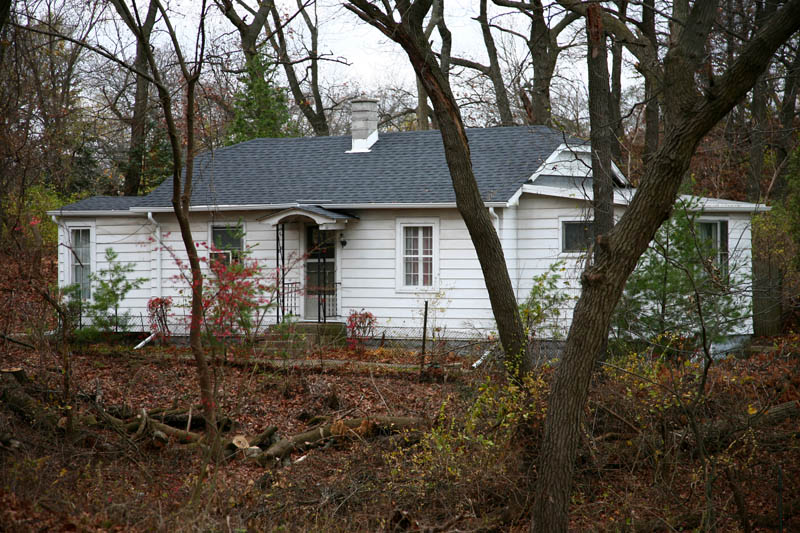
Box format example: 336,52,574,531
50,215,65,288
489,207,499,232
136,212,162,350
147,212,163,299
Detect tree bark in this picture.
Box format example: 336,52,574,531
531,1,800,530
268,1,329,136
256,416,425,464
346,0,528,378
122,1,157,196
477,0,514,126
586,5,615,247
110,0,218,451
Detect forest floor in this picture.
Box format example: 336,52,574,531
1,336,800,532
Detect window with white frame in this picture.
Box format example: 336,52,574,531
396,218,438,290
210,224,244,266
70,228,92,300
698,220,729,273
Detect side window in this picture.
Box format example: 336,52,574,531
698,220,729,272
70,228,92,299
210,225,244,266
562,221,594,253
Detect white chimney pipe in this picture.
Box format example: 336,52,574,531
348,98,378,153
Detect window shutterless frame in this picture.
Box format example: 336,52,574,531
395,217,439,292
208,222,245,266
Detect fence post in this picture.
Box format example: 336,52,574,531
420,300,428,373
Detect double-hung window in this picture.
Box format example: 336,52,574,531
396,218,438,291
698,220,729,274
70,228,92,300
210,224,244,266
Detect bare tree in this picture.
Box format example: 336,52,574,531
531,1,800,530
586,5,614,249
268,0,330,136
490,0,580,126
122,1,156,196
345,0,528,377
109,0,220,451
446,0,514,125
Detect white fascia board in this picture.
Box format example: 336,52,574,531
679,195,770,213
131,201,510,213
130,204,297,213
506,186,524,207
320,201,508,209
521,186,769,214
522,184,633,206
527,143,572,183
47,210,144,217
259,207,337,226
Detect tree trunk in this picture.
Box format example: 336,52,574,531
346,1,528,378
587,5,615,246
268,2,330,136
110,0,219,453
123,2,157,196
478,0,514,126
532,2,800,530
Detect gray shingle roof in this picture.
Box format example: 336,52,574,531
54,196,145,212
60,125,575,212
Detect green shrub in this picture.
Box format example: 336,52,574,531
84,248,146,333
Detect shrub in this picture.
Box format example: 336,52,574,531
84,248,146,333
518,260,574,340
147,296,173,341
612,198,749,356
346,309,376,353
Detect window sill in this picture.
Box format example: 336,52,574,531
395,286,439,294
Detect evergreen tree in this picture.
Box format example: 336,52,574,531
225,54,290,144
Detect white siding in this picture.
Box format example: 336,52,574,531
56,197,757,337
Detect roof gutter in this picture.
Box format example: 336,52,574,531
130,201,510,213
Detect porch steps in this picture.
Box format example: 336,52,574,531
255,321,346,356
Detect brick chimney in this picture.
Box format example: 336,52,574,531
349,98,378,152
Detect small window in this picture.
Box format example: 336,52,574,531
562,221,594,253
70,228,91,299
698,220,729,272
210,225,244,266
403,225,434,288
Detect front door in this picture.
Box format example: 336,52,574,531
304,226,336,321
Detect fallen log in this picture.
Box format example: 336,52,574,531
250,426,278,449
148,407,233,432
120,411,202,444
257,416,426,465
675,400,800,452
0,371,58,430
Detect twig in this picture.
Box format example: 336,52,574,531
0,333,36,350
369,368,393,416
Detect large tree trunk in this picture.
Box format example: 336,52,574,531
477,0,513,126
346,1,528,378
587,5,615,245
122,2,157,196
532,1,800,530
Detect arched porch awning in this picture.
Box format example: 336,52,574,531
258,204,358,230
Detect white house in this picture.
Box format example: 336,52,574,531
48,99,763,339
